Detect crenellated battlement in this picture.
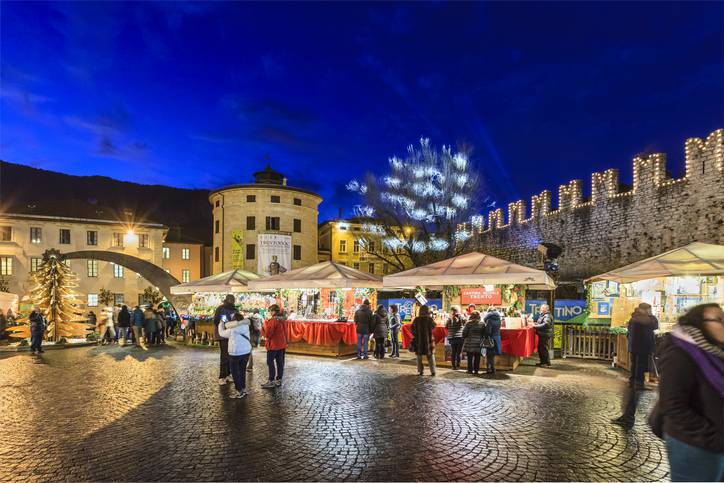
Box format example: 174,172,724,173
471,128,724,233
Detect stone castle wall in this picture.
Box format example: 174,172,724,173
470,129,724,283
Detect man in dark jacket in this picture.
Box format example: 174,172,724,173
29,306,46,355
354,299,374,360
132,305,146,349
214,294,238,384
531,304,553,367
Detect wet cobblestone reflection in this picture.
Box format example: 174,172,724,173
0,345,668,481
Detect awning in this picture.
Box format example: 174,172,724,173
586,242,724,284
382,252,556,289
170,269,263,294
248,261,383,290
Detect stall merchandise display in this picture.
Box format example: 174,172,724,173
280,287,377,322
187,292,276,319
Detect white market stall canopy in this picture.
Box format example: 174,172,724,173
170,269,263,295
248,261,383,290
586,242,724,284
383,252,556,289
0,292,18,313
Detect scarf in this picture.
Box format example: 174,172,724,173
671,324,724,399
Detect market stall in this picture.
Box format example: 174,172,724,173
249,261,382,357
170,269,275,342
384,252,556,370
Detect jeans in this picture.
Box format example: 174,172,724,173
374,337,386,358
466,352,481,373
537,333,550,365
486,351,496,372
665,433,724,482
449,337,464,368
132,326,144,346
390,327,400,357
117,327,129,343
30,330,43,352
228,354,250,393
267,349,286,381
357,333,370,357
416,352,436,375
218,338,230,379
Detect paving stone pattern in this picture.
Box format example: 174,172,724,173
0,345,669,481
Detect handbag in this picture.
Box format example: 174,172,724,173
481,335,495,349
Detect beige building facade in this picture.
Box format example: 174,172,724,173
210,166,322,274
161,241,208,283
0,213,167,308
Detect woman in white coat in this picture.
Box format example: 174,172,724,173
217,312,252,399
101,307,116,345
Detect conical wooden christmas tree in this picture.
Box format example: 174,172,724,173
26,249,89,341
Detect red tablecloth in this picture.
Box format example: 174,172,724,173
262,320,357,347
400,324,537,357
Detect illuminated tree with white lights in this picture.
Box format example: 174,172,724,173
347,138,481,270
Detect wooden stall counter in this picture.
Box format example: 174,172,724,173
265,319,358,357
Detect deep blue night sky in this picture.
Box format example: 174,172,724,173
1,2,723,221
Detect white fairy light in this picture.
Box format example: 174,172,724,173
389,156,404,171
411,240,427,253
453,153,467,171
455,230,472,242
383,176,401,188
455,174,468,187
410,208,428,220
428,238,449,251
346,180,360,192
451,194,468,208
383,237,405,250
362,223,385,235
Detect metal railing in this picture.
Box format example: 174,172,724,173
561,325,616,360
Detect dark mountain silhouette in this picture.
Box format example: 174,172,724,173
0,161,212,244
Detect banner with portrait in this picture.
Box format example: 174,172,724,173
258,233,292,276
231,230,245,269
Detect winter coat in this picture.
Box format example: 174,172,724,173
532,312,553,335
389,312,402,332
445,314,465,339
143,308,157,332
483,311,502,356
118,309,131,328
217,319,252,356
29,311,46,332
411,315,435,355
132,308,144,327
372,309,389,339
213,302,238,341
462,318,484,354
354,304,374,335
104,309,115,328
265,314,288,351
249,313,263,346
627,312,658,354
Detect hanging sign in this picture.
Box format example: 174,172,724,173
460,287,501,305
258,233,292,276
230,230,245,269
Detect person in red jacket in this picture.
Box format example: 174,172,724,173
262,304,288,389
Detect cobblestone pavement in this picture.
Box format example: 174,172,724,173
0,344,668,482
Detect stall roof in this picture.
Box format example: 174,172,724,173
383,252,556,289
248,261,383,290
170,269,263,294
586,242,724,284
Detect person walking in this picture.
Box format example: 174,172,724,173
389,304,402,358
354,299,374,360
143,305,158,345
117,305,131,345
651,303,723,481
213,295,238,385
247,309,263,371
262,304,288,389
483,309,502,374
613,303,659,429
101,307,116,345
411,305,436,376
532,304,553,367
445,306,465,370
217,312,253,398
372,305,389,359
156,309,166,345
29,306,46,355
132,305,147,350
462,311,484,374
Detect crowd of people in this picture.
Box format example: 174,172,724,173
93,303,180,350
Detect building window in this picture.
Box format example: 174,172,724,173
214,246,219,262
112,232,124,247
0,257,12,275
113,263,124,278
246,244,256,260
139,234,149,248
215,220,220,234
293,198,302,206
30,227,42,244
368,241,375,252
353,240,360,253
30,257,42,272
293,219,302,233
369,263,376,274
162,247,170,259
87,259,98,277
113,293,124,305
0,226,11,242
353,262,360,270
87,294,98,307
181,269,190,283
339,240,347,253
293,245,301,261
59,229,71,244
246,195,256,202
246,216,256,230
270,195,280,203
215,200,220,207
87,230,98,246
265,216,280,231
181,248,190,260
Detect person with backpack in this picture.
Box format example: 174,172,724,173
132,305,147,350
372,305,389,359
462,311,484,375
262,304,288,389
213,295,239,385
388,304,402,358
217,312,252,399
